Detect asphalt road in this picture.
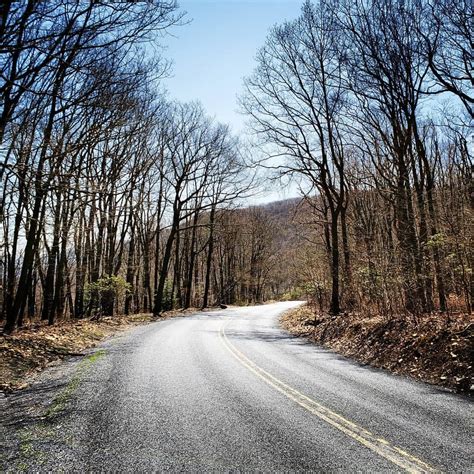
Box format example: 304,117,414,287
2,301,473,472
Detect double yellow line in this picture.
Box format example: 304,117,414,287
219,323,436,473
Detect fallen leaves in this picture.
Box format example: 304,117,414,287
0,308,203,393
0,314,155,392
281,305,473,393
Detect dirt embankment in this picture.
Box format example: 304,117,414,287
0,309,201,393
281,305,473,393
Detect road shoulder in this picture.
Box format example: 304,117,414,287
281,304,473,394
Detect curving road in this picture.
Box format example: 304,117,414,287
3,302,473,472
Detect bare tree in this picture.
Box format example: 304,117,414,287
242,0,349,313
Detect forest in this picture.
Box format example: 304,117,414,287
0,0,472,335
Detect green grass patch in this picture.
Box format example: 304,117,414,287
45,349,106,418
16,426,48,468
8,348,108,471
86,349,106,362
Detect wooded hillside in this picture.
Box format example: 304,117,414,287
242,0,473,318
1,0,472,335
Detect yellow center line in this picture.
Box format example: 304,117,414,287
219,322,437,474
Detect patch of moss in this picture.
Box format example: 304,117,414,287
16,461,29,472
17,427,47,467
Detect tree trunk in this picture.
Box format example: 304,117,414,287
153,208,179,316
202,205,216,309
329,209,341,315
125,226,135,315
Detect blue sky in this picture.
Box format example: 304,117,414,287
162,0,303,134
161,0,304,203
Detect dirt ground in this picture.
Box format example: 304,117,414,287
281,305,473,393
